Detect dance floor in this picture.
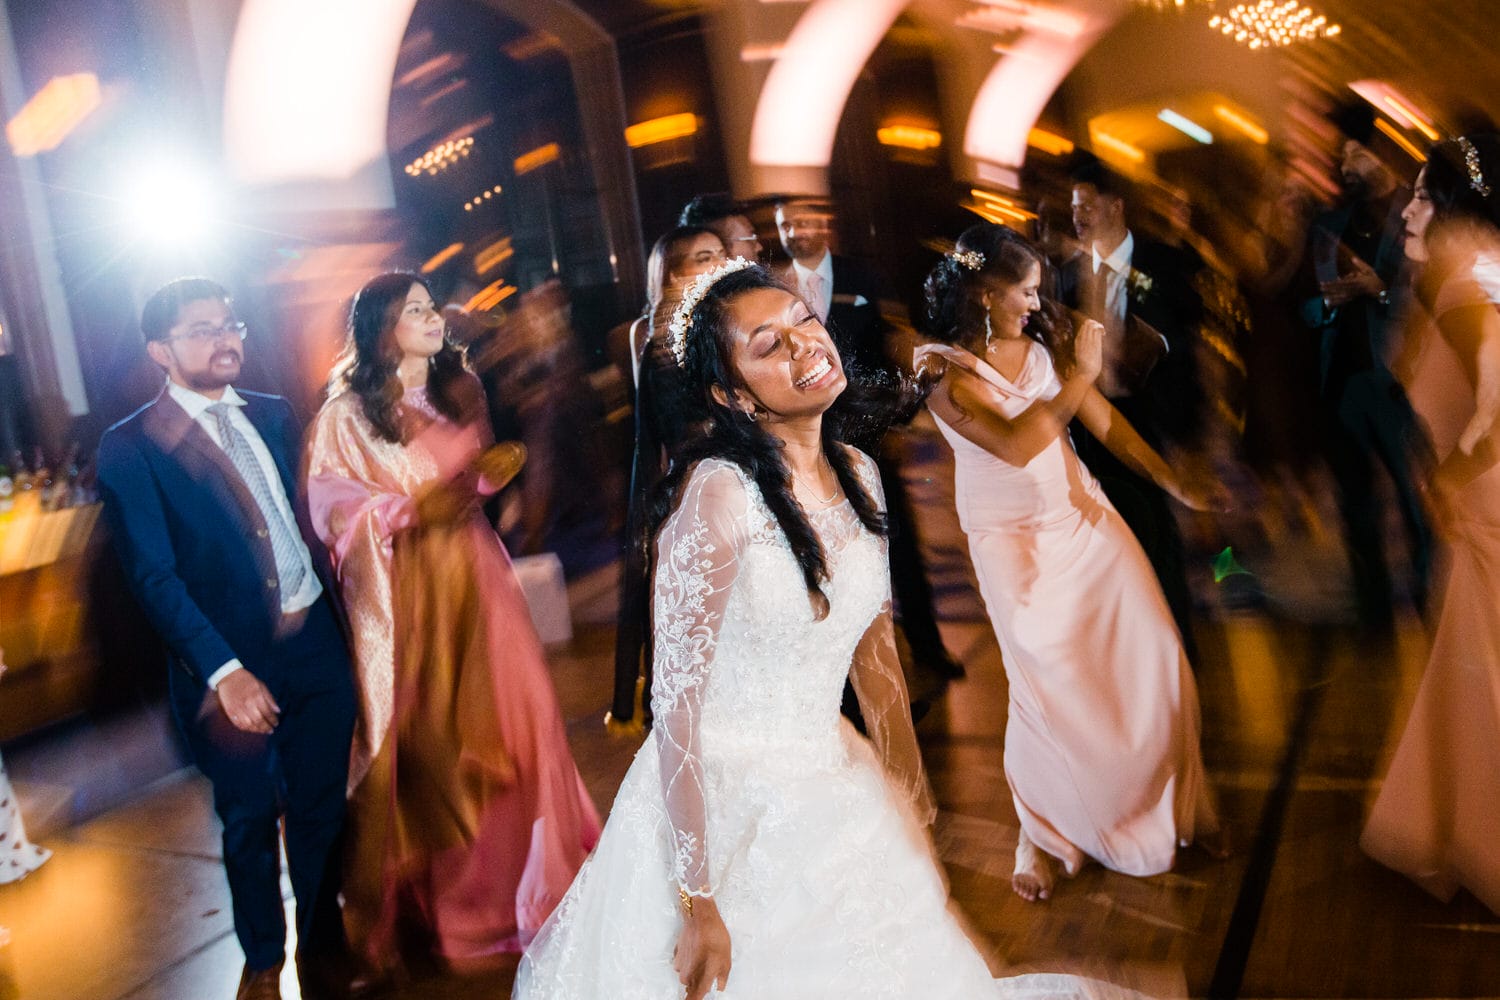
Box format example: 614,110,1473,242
1,418,1495,999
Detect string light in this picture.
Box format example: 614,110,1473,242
462,184,503,212
1133,0,1212,11
404,136,475,177
1208,2,1341,50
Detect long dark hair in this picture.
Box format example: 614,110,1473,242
331,271,475,442
922,222,1075,373
638,265,903,619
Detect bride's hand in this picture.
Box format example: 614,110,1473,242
673,897,731,1000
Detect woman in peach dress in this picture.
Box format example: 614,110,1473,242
307,272,600,972
1361,135,1500,914
914,225,1226,901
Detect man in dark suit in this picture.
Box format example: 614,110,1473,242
96,278,358,1000
773,197,963,685
1060,161,1205,660
773,197,892,378
1300,103,1431,628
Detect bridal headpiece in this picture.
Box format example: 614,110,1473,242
949,248,986,271
668,256,757,368
1458,136,1492,199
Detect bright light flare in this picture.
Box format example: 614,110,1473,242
119,157,217,249
1158,109,1214,144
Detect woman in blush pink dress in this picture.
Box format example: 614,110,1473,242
307,272,600,973
914,225,1227,901
1361,134,1500,915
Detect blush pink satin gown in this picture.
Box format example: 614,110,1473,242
307,378,600,968
916,342,1211,877
1361,272,1500,915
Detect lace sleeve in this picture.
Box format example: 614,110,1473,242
650,460,751,898
845,448,938,826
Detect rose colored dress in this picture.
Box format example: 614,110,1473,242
914,342,1211,876
307,378,600,967
1361,270,1500,914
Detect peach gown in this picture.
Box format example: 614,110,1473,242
307,378,600,967
915,342,1210,876
1361,270,1500,914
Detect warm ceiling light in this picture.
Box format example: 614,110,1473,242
1093,130,1146,164
1209,2,1340,50
421,243,465,273
404,135,473,177
462,183,503,212
1158,109,1214,144
1133,0,1212,9
740,43,785,62
465,279,517,312
1213,104,1269,144
474,236,515,275
1374,118,1427,163
877,125,942,151
6,73,102,156
625,113,698,149
514,142,559,175
1027,128,1074,156
1383,96,1440,142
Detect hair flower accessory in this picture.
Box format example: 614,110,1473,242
949,248,985,271
667,257,757,368
1458,136,1492,198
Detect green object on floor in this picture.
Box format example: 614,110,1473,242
1213,546,1252,584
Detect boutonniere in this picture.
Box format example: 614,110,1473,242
1127,268,1154,302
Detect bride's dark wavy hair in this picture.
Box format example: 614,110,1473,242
639,264,919,619
329,271,476,442
922,222,1076,374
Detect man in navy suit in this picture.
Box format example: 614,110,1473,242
97,278,357,1000
1060,161,1205,661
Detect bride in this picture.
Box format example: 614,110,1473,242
514,259,1140,999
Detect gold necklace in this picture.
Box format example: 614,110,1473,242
793,455,841,506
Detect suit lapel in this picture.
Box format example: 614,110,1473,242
142,391,266,538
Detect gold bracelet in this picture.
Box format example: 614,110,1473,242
678,886,694,917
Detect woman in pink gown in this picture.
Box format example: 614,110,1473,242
307,272,600,972
914,225,1226,901
1361,135,1500,914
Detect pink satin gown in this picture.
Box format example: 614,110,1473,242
915,341,1211,877
1361,271,1500,915
307,377,600,967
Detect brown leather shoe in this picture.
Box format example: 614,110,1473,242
236,962,283,1000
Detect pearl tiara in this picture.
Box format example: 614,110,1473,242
1458,136,1492,199
949,249,985,271
667,256,757,368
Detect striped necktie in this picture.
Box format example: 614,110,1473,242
209,403,307,598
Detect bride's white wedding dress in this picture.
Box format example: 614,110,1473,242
515,453,1139,999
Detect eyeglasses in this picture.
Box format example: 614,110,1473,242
165,321,248,344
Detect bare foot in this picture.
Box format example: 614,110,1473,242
1012,830,1057,902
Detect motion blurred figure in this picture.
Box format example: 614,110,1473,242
97,278,357,1000
1061,160,1205,660
680,192,764,262
1300,102,1432,627
307,273,600,973
1361,134,1500,915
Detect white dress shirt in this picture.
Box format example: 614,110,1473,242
167,381,321,688
791,251,835,322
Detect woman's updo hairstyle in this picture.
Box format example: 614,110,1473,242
1423,133,1500,233
921,222,1075,371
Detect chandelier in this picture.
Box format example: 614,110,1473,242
1209,1,1342,49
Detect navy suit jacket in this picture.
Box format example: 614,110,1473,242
96,388,332,696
